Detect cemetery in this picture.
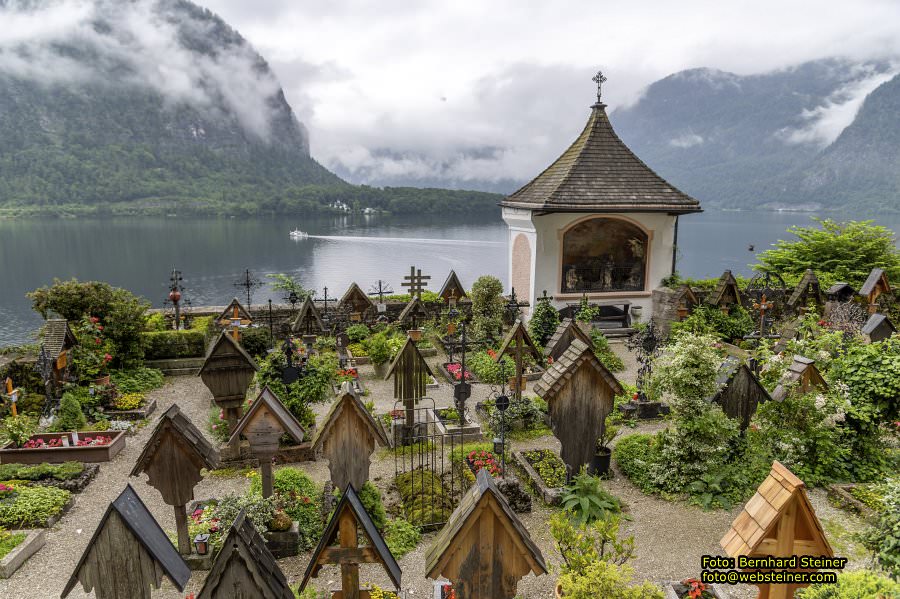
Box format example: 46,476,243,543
0,82,897,599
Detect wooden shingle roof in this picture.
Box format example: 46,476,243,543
534,338,622,399
496,320,542,363
438,270,467,301
708,270,742,307
859,267,890,297
706,357,772,405
501,102,701,214
771,356,827,402
674,284,699,308
826,282,855,296
339,282,375,313
544,318,593,361
313,382,389,452
721,461,832,559
787,269,824,307
397,296,428,325
131,404,219,479
198,509,293,599
290,296,325,334
43,319,77,358
217,298,253,324
772,317,802,355
230,386,306,445
862,313,896,341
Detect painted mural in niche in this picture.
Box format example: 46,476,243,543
561,218,647,293
512,233,532,301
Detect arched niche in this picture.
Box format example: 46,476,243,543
511,233,532,300
560,217,648,293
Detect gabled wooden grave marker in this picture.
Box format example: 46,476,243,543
786,270,824,313
495,319,541,399
198,331,259,452
708,270,743,313
439,270,467,303
217,298,253,339
229,386,306,497
705,357,772,431
533,338,622,474
721,461,833,599
674,284,700,320
62,484,190,599
197,508,293,599
339,282,375,322
426,469,547,599
313,382,388,492
384,336,434,437
771,356,827,402
825,282,855,303
543,317,592,364
859,267,891,314
300,484,402,599
862,312,896,343
397,295,429,330
131,404,219,555
291,295,326,335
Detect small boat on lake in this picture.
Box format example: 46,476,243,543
289,229,309,239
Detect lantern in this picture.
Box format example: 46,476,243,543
492,436,503,456
447,321,457,335
194,533,210,555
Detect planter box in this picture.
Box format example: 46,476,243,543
827,484,877,520
522,365,545,382
346,347,370,365
426,407,483,443
264,521,300,558
438,362,479,384
34,463,100,493
663,581,730,599
425,374,440,391
513,450,564,506
0,530,45,578
104,397,158,421
274,442,315,464
0,431,126,464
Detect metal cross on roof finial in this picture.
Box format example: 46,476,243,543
592,70,608,102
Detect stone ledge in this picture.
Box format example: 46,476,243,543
0,529,45,578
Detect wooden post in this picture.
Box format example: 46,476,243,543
174,504,191,555
259,453,274,498
339,511,360,599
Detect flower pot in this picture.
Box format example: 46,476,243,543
93,375,111,387
589,447,612,477
408,329,423,342
630,305,643,318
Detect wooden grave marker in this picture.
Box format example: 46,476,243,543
495,319,542,397
300,484,402,599
401,265,431,298
130,404,219,555
312,382,388,492
772,317,802,355
705,357,772,431
198,331,259,452
384,336,434,434
291,295,326,335
197,508,294,599
708,270,743,313
771,356,827,402
62,484,191,599
674,284,700,320
543,317,592,364
862,313,896,343
825,282,856,303
439,270,467,303
721,461,833,599
786,270,824,313
426,469,547,599
533,338,622,474
859,267,891,314
229,386,305,498
397,296,429,329
217,298,253,339
339,282,375,322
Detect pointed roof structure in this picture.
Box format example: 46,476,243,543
313,382,389,491
198,331,258,402
826,282,856,302
300,484,402,594
397,295,429,326
772,316,802,355
496,319,542,363
535,338,623,399
859,267,891,301
426,469,547,599
721,461,832,562
384,336,434,400
544,317,593,362
291,295,326,334
198,509,293,599
62,484,190,599
339,282,375,314
862,313,896,343
787,269,825,308
500,98,701,214
674,284,699,309
705,357,772,431
707,270,743,307
438,270,467,302
771,356,828,402
217,298,253,326
230,386,306,446
43,318,77,358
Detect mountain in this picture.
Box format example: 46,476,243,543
0,0,501,216
609,58,900,212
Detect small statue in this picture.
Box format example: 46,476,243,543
565,268,579,292
601,257,614,290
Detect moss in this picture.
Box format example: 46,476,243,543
395,469,454,528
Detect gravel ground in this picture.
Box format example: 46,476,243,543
0,341,872,599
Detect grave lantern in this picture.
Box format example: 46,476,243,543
193,533,210,556
229,386,305,498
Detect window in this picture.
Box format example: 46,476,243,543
561,218,647,293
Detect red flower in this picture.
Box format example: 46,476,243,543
97,325,103,331
95,338,102,344
90,316,99,323
103,354,112,362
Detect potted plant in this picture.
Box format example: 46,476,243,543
407,328,423,342
589,416,619,477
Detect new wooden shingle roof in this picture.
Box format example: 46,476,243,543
500,102,702,214
290,296,325,334
771,356,827,402
534,338,623,399
217,298,253,324
43,318,77,358
859,267,891,297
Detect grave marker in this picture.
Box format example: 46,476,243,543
708,270,743,314
859,267,891,314
198,331,259,452
544,318,592,363
384,336,434,434
401,265,431,298
705,357,772,431
291,295,326,335
771,356,827,402
438,270,467,303
786,270,824,313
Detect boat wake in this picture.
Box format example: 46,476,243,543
306,235,504,246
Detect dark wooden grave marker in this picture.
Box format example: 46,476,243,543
771,356,827,402
198,331,259,452
339,282,375,322
495,320,541,400
299,484,402,599
544,318,593,363
62,484,190,599
862,312,896,343
438,270,467,303
786,270,824,313
131,404,219,555
384,336,434,432
291,295,326,335
313,382,388,492
229,386,305,498
426,469,547,599
708,270,743,313
197,508,293,599
674,284,699,320
397,296,429,330
705,357,772,431
859,267,891,314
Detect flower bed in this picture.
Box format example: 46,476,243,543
103,395,157,421
465,449,502,478
0,462,99,493
663,578,730,599
439,361,478,384
514,449,566,505
0,431,125,464
0,485,72,528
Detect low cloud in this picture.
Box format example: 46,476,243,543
669,133,705,148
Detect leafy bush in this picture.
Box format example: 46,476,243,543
1,415,37,448
363,332,392,366
557,560,664,599
523,449,567,488
670,304,754,341
208,407,231,444
466,350,514,385
796,570,900,598
28,278,150,368
653,333,723,402
346,324,371,343
470,275,505,341
561,470,623,525
70,316,114,379
575,295,599,324
240,326,273,359
0,485,71,527
56,391,87,431
384,517,420,559
358,481,387,531
550,511,635,572
613,434,660,494
210,493,277,534
110,367,164,394
860,477,900,580
0,462,83,482
529,296,560,346
144,312,167,332
590,329,625,372
249,467,323,550
254,350,330,430
142,329,206,360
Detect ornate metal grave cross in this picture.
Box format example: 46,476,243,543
401,266,430,298
593,70,608,101
314,286,333,327
625,319,664,403
368,280,394,321
234,269,263,309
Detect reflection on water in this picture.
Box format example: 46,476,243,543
1,211,897,345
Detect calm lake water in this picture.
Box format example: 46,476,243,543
2,211,898,345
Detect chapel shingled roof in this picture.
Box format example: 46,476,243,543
500,101,702,214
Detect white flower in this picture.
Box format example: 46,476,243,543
817,350,831,362
814,394,827,410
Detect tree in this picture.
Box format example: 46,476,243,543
529,294,560,346
754,219,900,286
267,274,312,301
470,275,505,341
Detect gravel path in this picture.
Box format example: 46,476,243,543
0,341,871,598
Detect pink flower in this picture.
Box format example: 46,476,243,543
212,424,218,430
90,316,99,324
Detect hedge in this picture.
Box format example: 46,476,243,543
142,329,206,360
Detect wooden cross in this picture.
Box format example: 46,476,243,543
495,320,541,404
401,266,431,298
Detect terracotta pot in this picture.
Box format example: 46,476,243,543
93,374,111,387
408,329,423,342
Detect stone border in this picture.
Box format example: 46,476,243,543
512,450,564,506
0,530,46,578
34,463,100,494
426,407,483,443
827,483,877,520
103,397,158,421
663,580,730,598
347,347,370,365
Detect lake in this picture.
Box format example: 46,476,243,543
2,211,897,345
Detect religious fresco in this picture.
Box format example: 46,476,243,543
561,218,647,293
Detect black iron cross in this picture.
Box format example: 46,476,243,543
368,280,393,303
166,268,185,330
234,269,263,308
401,266,430,298
593,70,608,101
314,286,332,320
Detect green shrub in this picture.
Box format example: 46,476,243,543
590,329,625,372
529,295,560,346
363,332,392,366
210,493,277,534
470,275,505,341
56,391,87,431
0,485,71,527
466,350,514,385
0,462,83,482
523,449,567,488
346,324,371,343
613,434,660,495
145,312,167,331
557,560,664,599
0,530,26,560
796,570,900,598
142,329,206,359
670,304,754,341
383,518,420,559
110,367,164,393
860,477,900,580
1,415,37,448
240,326,273,358
561,470,623,525
358,481,387,531
250,467,323,550
208,407,231,444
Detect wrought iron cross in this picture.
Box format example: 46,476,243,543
315,286,332,322
368,280,393,303
234,269,263,308
401,266,430,298
593,70,608,101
